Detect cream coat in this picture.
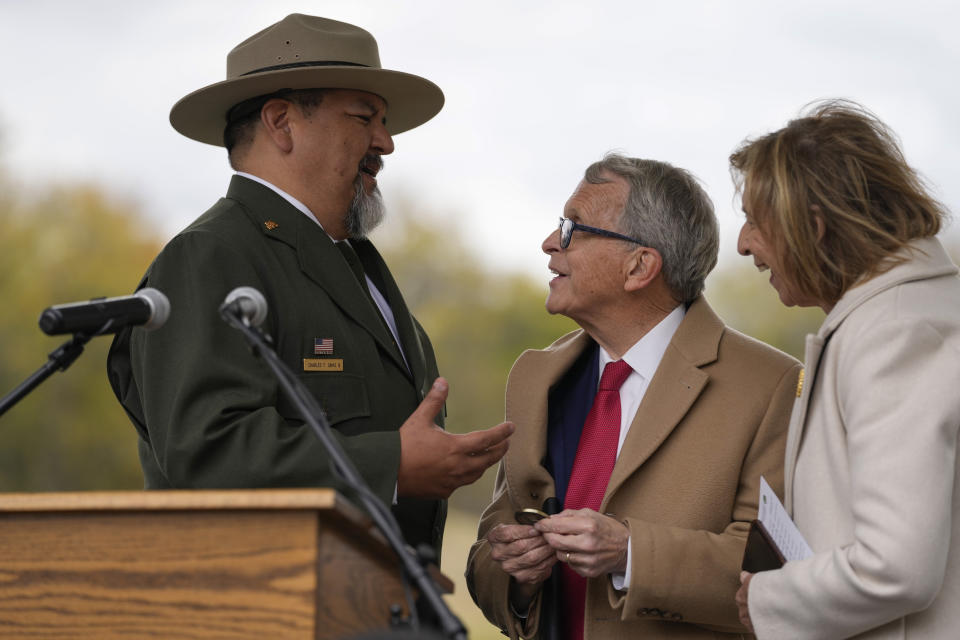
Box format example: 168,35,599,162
749,237,960,639
467,298,801,639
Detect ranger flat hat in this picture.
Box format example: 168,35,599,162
170,14,444,146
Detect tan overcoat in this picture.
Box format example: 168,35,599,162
467,297,801,639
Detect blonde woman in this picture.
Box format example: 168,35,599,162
731,100,960,639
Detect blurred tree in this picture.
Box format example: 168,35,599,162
0,177,161,491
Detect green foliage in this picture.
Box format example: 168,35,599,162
0,179,160,491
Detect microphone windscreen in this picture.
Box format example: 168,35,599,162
136,288,170,331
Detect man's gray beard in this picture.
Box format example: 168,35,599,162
345,177,386,239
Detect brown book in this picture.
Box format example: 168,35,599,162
741,519,786,573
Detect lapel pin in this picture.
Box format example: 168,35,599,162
264,220,279,230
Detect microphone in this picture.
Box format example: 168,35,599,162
38,288,170,336
220,287,268,327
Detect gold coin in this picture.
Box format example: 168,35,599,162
515,508,549,525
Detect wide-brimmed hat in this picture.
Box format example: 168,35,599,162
170,14,444,146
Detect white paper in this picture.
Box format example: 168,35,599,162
758,476,813,562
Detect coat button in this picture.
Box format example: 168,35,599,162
639,608,649,615
671,613,683,622
530,491,538,499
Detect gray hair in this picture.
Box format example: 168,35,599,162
584,154,719,303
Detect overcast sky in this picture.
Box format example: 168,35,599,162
2,0,958,282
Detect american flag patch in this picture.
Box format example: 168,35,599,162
314,338,334,355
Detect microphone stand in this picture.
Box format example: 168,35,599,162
0,331,96,419
220,305,467,640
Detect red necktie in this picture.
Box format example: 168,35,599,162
561,359,633,640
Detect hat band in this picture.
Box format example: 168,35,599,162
240,60,370,77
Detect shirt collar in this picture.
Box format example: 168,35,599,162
235,171,328,233
599,304,685,381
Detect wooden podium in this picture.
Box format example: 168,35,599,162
0,488,451,639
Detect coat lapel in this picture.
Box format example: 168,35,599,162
296,235,409,375
503,299,725,509
503,330,593,508
603,298,720,505
227,176,408,376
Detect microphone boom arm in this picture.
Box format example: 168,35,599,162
0,331,96,419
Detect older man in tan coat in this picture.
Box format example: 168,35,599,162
466,154,801,639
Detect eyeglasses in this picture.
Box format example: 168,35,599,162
557,217,644,250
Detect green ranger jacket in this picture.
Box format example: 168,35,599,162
108,175,445,553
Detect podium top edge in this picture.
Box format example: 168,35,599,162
0,488,344,512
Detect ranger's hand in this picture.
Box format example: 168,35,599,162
397,378,513,498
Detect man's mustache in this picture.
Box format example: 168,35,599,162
361,154,384,176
